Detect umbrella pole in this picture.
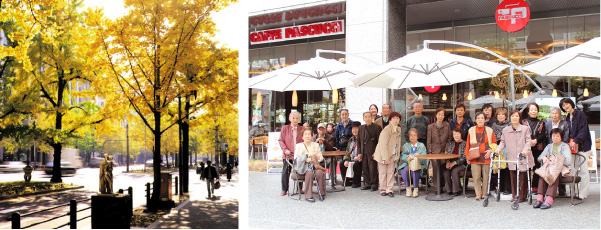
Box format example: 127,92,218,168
510,66,515,111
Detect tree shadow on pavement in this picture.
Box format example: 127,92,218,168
155,199,238,229
0,190,93,220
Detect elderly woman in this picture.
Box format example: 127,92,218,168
496,110,534,203
449,103,474,141
533,128,572,209
522,102,547,194
442,128,467,196
293,129,326,202
399,128,428,197
465,112,497,200
341,121,363,188
369,104,381,121
491,107,512,195
374,112,403,197
427,107,451,190
545,107,569,145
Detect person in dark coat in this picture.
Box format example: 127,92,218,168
560,98,592,199
226,163,232,181
523,102,547,194
202,160,219,198
358,112,382,191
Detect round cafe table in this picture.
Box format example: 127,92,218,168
322,151,350,192
416,154,459,201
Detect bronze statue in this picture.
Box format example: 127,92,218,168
99,154,114,194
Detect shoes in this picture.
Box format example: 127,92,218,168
371,187,378,191
361,186,370,190
412,189,419,198
503,190,511,195
540,202,552,209
381,192,388,196
533,201,542,208
451,192,459,197
212,195,216,198
280,191,287,196
352,184,360,188
447,192,453,196
475,195,481,201
306,198,315,202
300,190,305,194
406,188,412,197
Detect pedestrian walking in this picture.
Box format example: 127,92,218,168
202,160,219,198
226,163,232,181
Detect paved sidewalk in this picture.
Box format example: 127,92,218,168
249,171,600,229
149,170,239,229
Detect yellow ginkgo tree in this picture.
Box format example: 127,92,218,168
90,0,238,208
1,0,123,182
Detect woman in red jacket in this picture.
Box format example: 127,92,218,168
465,112,496,200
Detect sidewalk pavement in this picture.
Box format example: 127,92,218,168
249,171,600,229
148,170,239,229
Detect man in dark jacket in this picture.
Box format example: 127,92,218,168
202,161,219,198
561,98,592,199
334,109,353,151
358,112,382,191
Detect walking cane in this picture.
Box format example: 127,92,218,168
308,163,324,201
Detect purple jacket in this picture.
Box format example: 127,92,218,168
567,110,592,152
278,125,304,160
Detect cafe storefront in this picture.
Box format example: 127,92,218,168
249,0,600,134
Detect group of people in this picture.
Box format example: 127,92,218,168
278,98,592,209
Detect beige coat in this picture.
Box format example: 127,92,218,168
497,124,534,171
374,125,402,163
426,122,451,155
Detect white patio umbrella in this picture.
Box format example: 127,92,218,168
582,95,600,105
249,57,359,91
350,48,509,89
469,95,511,107
521,37,600,78
514,94,556,105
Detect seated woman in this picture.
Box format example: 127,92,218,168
294,129,326,202
399,128,427,198
534,128,572,209
341,121,363,188
442,128,467,196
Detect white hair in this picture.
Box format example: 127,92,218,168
289,111,300,119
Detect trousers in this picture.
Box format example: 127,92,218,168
509,170,527,201
362,153,379,189
207,178,214,197
305,169,326,199
377,162,396,193
442,164,465,193
471,163,490,197
399,166,420,189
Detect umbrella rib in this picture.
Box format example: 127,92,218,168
544,55,580,76
249,74,279,87
453,62,496,76
396,64,417,89
437,64,452,85
282,73,303,91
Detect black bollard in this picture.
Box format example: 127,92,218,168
11,212,20,229
175,176,179,195
146,183,151,207
70,200,77,229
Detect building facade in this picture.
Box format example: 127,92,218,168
249,0,600,134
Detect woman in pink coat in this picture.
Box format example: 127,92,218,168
496,110,534,203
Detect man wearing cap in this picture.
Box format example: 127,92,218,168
278,111,304,196
312,123,335,152
358,112,382,191
375,104,392,129
339,121,362,187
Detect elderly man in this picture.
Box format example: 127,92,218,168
334,109,353,151
359,112,382,191
312,123,335,152
405,101,430,145
278,111,304,196
375,104,392,129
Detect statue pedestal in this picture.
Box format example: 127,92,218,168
91,194,132,229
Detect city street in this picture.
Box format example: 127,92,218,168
0,165,239,229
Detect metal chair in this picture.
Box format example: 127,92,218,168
459,164,474,198
557,153,586,206
286,160,305,200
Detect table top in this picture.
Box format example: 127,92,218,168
416,154,459,160
249,137,264,140
322,151,350,157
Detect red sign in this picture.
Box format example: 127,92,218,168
496,0,530,32
250,20,344,45
425,86,440,93
249,2,345,27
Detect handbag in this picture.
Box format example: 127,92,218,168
467,147,480,161
292,154,309,175
492,149,507,171
214,180,221,189
408,157,422,171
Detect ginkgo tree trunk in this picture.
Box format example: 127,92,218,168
91,0,237,208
